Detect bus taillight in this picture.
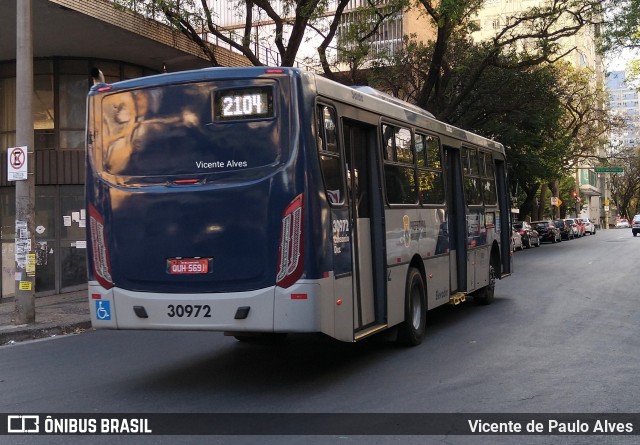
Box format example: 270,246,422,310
276,194,304,288
88,204,114,290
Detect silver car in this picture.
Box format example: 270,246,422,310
632,215,640,236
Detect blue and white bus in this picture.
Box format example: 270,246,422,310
86,67,512,345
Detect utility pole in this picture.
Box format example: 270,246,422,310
14,0,35,324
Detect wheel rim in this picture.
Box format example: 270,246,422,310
410,284,422,330
488,265,496,293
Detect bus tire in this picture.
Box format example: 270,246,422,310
474,260,496,306
397,267,427,346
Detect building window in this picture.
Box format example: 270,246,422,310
59,74,89,150
337,6,404,61
33,62,55,150
0,77,16,152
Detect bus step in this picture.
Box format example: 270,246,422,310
449,292,466,305
354,324,389,342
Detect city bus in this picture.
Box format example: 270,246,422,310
86,67,512,345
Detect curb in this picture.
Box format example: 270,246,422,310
0,321,93,346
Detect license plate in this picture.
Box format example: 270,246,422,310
167,258,209,274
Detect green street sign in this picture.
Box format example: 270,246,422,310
594,167,624,173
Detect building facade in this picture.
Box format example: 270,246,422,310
0,0,245,301
607,70,640,149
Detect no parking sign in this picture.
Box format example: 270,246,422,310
7,146,28,181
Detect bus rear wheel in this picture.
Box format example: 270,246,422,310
474,261,496,305
397,267,427,346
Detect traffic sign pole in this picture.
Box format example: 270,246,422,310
14,0,35,324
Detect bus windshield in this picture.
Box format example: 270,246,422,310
99,81,282,180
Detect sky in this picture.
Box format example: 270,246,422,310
604,48,639,73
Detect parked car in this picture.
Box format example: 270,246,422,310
580,218,596,235
512,221,540,248
632,215,640,236
563,218,581,238
553,219,574,240
573,218,585,237
512,229,523,251
531,220,562,243
616,218,630,228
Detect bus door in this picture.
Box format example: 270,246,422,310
341,120,386,338
495,158,512,276
444,146,468,293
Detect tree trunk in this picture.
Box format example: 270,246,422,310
519,182,540,221
550,179,559,219
537,183,548,221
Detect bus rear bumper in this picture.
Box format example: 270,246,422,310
88,281,324,333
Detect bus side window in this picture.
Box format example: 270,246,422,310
383,125,417,205
316,105,344,205
462,146,483,206
481,151,497,205
416,133,444,205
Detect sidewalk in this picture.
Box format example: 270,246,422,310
0,290,92,345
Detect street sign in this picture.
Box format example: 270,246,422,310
594,167,624,173
551,197,562,207
7,146,28,181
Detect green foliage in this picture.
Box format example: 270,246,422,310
600,0,640,52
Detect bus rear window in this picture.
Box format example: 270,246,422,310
99,82,282,178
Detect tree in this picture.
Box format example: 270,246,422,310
599,0,640,53
114,1,603,91
408,0,603,121
113,0,407,72
368,37,615,221
115,0,336,66
609,146,640,218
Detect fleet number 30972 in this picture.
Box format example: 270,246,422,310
167,304,212,318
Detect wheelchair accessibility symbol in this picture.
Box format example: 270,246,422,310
95,300,111,320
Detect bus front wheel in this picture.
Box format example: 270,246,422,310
397,267,427,346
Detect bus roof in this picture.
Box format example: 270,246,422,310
312,75,505,155
90,66,505,155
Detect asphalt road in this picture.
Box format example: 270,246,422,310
1,228,639,445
